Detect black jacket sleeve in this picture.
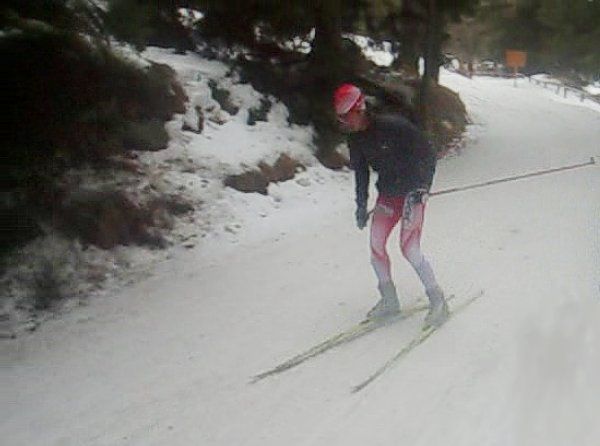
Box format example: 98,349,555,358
349,147,369,208
415,142,437,190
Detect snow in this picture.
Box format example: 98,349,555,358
2,54,600,446
584,82,600,96
137,47,323,236
281,33,313,54
0,47,324,331
177,8,204,28
0,28,23,39
109,40,152,68
345,34,396,67
530,73,556,82
529,74,600,109
85,0,109,12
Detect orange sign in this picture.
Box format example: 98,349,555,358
505,50,527,69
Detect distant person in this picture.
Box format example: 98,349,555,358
333,83,448,327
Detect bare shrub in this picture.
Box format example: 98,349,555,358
26,239,81,310
32,258,64,310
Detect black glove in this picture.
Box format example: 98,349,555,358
403,189,429,222
355,205,368,230
407,189,429,206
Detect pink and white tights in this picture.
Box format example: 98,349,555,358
369,195,439,293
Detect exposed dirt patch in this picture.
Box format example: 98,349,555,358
316,149,350,170
224,154,305,194
54,189,194,250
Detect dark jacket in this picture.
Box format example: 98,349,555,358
348,113,437,207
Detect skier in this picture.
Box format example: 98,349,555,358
333,83,448,327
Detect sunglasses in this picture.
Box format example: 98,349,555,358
336,101,366,125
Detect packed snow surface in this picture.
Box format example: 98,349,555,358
2,54,600,446
584,81,600,96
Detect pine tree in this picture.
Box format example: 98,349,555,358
537,0,600,77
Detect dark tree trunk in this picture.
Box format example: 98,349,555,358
309,0,346,157
419,0,442,128
394,0,427,77
311,0,344,86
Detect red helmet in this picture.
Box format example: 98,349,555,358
333,83,365,115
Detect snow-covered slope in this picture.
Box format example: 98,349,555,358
0,47,328,330
2,66,599,446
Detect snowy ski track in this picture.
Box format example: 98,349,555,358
2,71,600,446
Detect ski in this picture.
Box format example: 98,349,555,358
251,295,457,383
351,289,485,393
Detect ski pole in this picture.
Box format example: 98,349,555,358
430,156,595,197
366,157,596,216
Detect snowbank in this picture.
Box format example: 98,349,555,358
1,46,342,336
584,82,600,96
344,34,395,67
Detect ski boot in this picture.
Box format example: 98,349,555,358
366,281,400,320
424,286,449,328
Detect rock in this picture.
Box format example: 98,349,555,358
317,150,349,170
224,170,269,195
208,80,239,115
247,98,272,125
260,153,305,183
148,63,188,115
224,154,305,194
182,106,205,133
